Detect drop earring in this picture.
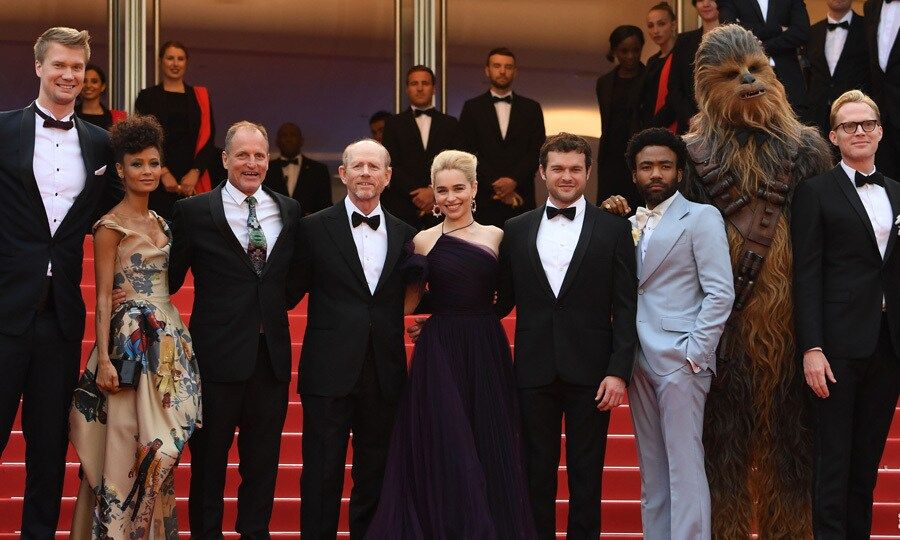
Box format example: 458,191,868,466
432,204,443,218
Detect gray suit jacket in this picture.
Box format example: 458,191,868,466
631,192,735,375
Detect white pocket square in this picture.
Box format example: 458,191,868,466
94,165,107,176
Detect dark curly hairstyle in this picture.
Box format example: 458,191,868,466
625,127,687,172
109,115,165,163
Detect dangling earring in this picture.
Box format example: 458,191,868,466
471,200,477,213
432,204,443,218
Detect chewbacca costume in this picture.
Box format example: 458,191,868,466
681,26,832,538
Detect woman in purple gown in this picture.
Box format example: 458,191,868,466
367,151,536,538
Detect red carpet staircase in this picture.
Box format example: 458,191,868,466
2,237,900,538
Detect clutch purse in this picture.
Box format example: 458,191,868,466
110,355,142,388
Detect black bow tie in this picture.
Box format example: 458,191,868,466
413,108,435,117
855,170,885,188
491,95,512,104
827,21,850,31
34,105,74,131
352,211,381,230
734,128,769,146
279,157,299,166
546,205,576,220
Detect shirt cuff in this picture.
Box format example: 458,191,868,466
805,347,823,353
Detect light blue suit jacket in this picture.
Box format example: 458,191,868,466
631,192,735,375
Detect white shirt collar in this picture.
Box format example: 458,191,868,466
34,101,75,122
344,196,383,220
828,11,853,24
545,195,586,218
224,180,264,205
840,160,877,183
490,90,513,99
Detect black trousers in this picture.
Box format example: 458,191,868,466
188,336,289,540
300,354,398,539
812,315,900,540
519,379,611,540
0,307,80,540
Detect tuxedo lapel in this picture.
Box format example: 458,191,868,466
209,184,257,275
835,15,862,76
883,179,899,263
402,109,427,153
373,211,405,296
833,167,880,254
505,92,522,142
323,203,370,294
481,93,504,143
868,1,882,71
749,0,765,23
526,206,554,298
639,194,688,285
557,204,596,299
18,104,50,236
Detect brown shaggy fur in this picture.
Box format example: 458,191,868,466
682,25,833,538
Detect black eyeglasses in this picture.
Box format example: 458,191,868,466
833,120,880,134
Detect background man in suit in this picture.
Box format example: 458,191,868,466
496,133,637,539
865,0,900,178
382,65,464,228
263,122,332,216
459,47,546,227
718,0,812,114
0,27,120,538
792,90,900,539
296,140,415,539
625,128,734,540
368,110,391,144
805,0,870,143
169,121,303,539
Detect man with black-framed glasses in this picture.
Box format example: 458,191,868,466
792,89,900,539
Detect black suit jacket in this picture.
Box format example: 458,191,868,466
381,108,465,227
805,12,871,137
496,204,638,388
294,202,416,400
719,0,811,112
669,29,704,132
263,154,332,216
792,166,900,359
458,92,546,225
865,1,900,129
0,104,121,340
168,182,302,383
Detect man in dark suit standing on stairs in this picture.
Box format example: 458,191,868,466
169,121,303,539
382,65,464,229
0,27,121,539
459,47,546,227
865,0,900,178
263,122,333,216
792,90,900,539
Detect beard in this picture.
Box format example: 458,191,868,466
640,181,679,207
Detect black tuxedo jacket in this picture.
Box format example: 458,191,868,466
669,29,704,132
0,104,121,340
805,12,871,136
458,92,546,224
381,108,464,226
294,202,416,400
719,0,811,112
263,154,332,216
168,182,302,383
865,1,900,129
496,204,638,388
792,166,900,359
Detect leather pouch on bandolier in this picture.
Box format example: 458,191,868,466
687,140,795,311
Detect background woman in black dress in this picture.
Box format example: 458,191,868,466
135,41,216,219
75,64,126,131
595,25,645,211
638,2,679,132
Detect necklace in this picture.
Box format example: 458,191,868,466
442,219,475,236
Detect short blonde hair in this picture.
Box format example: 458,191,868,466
830,90,881,129
430,150,477,185
34,27,90,63
224,121,268,152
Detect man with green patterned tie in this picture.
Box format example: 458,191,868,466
168,120,305,539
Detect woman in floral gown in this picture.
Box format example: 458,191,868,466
69,115,201,539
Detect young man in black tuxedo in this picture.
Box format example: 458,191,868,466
382,65,465,228
865,0,900,178
0,27,121,539
296,139,415,539
263,122,332,216
459,47,546,227
496,133,638,539
792,90,900,539
168,121,303,539
718,0,812,114
805,0,870,142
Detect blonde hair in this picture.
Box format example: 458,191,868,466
830,90,881,129
224,121,268,152
430,150,477,185
34,27,90,63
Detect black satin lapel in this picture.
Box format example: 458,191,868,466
19,105,50,235
869,2,883,70
884,179,899,263
373,212,406,296
323,205,370,293
558,205,596,299
527,206,554,297
209,186,257,274
484,93,504,143
749,0,765,23
834,168,880,254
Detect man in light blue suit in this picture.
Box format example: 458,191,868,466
625,128,735,540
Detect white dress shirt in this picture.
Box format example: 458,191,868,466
878,0,900,71
33,102,86,275
536,196,586,297
491,90,512,140
639,191,679,263
825,11,853,75
222,181,283,253
344,197,388,294
281,155,302,198
411,107,432,149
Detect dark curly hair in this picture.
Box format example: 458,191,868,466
109,115,165,163
625,127,687,172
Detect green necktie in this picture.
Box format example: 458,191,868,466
246,196,267,274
